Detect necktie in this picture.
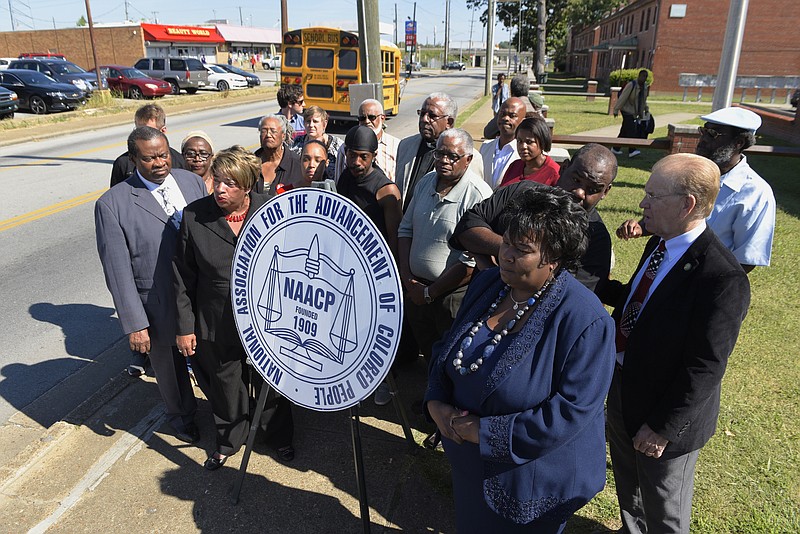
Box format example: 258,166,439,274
156,186,176,218
615,240,666,353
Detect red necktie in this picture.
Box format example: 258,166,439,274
615,240,666,353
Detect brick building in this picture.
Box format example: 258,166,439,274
0,23,279,71
567,0,800,95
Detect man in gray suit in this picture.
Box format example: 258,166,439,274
95,126,207,443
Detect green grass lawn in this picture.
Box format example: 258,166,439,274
424,94,799,531
546,101,800,532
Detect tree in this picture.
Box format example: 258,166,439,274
465,0,623,71
77,15,87,27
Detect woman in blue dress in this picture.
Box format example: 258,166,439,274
425,186,616,532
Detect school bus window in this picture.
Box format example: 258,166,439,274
383,52,394,74
285,48,303,68
339,49,357,70
308,49,334,69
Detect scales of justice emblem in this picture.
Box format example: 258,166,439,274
232,188,403,411
257,234,358,373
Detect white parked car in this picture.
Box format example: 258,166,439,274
0,58,17,70
262,55,281,70
204,65,248,91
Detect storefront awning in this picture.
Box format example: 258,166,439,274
141,23,225,44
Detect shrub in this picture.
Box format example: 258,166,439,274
609,68,653,88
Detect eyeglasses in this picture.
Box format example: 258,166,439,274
433,150,468,163
698,126,723,140
183,150,212,161
293,99,305,106
358,113,381,122
417,109,448,122
643,191,682,201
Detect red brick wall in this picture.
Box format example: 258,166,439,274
570,0,800,96
653,0,800,94
0,26,145,70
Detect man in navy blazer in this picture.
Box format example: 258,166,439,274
95,126,207,443
605,153,751,533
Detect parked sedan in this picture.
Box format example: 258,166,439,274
213,64,260,87
204,65,249,91
93,65,171,99
0,69,83,114
0,85,19,119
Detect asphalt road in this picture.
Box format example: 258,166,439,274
0,70,484,428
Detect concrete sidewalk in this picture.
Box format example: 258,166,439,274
0,343,456,533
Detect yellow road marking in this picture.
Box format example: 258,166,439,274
0,189,106,233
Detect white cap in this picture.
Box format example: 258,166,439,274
700,107,761,132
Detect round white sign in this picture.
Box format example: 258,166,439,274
231,189,403,411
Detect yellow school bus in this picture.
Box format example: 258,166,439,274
280,27,402,119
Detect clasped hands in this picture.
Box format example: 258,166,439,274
427,400,480,445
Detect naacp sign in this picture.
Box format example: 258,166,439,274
232,189,403,411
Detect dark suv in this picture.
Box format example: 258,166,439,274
134,57,209,95
8,58,105,98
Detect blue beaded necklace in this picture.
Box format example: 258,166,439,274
453,281,551,376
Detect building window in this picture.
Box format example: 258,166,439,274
645,8,650,31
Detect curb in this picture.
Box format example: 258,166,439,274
0,87,277,148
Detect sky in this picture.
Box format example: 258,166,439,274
0,0,515,48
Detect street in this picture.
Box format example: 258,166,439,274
0,70,484,532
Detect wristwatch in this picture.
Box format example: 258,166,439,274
423,286,433,304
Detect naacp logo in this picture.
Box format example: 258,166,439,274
232,189,403,411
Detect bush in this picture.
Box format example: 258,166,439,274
609,68,653,88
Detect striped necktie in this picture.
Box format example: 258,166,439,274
615,240,666,353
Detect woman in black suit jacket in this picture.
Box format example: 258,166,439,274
174,146,294,470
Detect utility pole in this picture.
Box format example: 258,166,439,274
484,0,496,96
152,11,158,23
281,0,288,36
356,0,382,92
468,9,474,67
83,0,102,95
238,6,243,26
124,0,128,22
410,3,417,67
443,0,450,65
394,3,398,45
712,0,749,111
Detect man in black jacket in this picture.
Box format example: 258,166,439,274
605,153,750,533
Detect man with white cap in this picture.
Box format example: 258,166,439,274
617,106,776,273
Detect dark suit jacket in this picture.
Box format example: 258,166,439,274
174,192,271,345
110,147,187,188
95,169,207,344
609,227,750,453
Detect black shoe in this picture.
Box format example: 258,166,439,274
204,453,228,471
275,445,295,462
174,424,200,444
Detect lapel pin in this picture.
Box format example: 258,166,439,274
683,263,692,271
